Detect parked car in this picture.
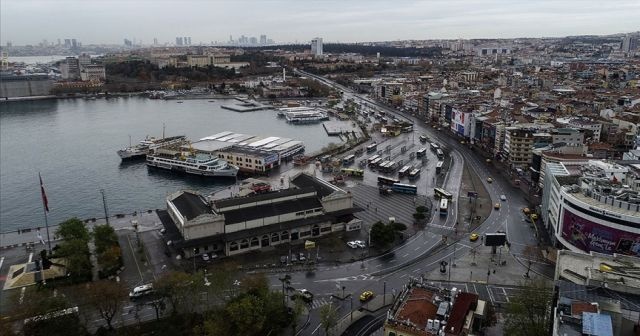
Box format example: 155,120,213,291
500,195,507,201
280,255,288,264
359,290,374,302
347,241,358,249
299,252,306,262
354,240,366,248
487,177,493,183
202,253,210,262
494,203,501,210
291,254,298,262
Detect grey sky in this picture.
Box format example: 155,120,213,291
2,0,638,45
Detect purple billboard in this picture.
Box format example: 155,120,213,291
561,209,640,257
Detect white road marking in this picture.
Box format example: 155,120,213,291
402,253,409,258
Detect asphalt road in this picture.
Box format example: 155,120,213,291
287,69,553,336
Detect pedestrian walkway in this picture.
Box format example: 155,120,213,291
87,239,99,281
309,296,330,310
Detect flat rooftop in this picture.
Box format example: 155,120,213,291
199,131,304,155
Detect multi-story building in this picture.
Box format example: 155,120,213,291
383,279,487,336
78,53,91,67
566,118,602,142
311,37,323,57
60,57,80,80
260,35,267,45
504,127,536,169
161,173,361,258
79,65,106,82
541,161,640,256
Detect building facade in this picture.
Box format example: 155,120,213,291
311,37,323,56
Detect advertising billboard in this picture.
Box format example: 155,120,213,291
561,209,640,257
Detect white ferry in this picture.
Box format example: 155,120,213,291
117,135,186,160
146,152,239,177
284,110,329,124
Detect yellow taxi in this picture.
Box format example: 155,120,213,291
531,214,538,220
522,207,531,214
359,290,374,302
494,203,501,210
469,233,480,242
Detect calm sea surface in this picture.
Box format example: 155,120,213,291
0,97,337,232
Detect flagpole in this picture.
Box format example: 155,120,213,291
39,172,52,254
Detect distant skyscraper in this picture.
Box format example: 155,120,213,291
71,39,78,48
260,35,267,45
124,39,133,47
311,37,323,56
64,39,71,48
621,34,637,53
153,38,158,45
57,38,61,46
249,37,258,45
176,37,183,46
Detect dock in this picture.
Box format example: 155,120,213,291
221,98,272,112
323,121,360,136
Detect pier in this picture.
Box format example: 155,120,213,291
221,98,272,112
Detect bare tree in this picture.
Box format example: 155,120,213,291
84,280,127,330
319,303,338,336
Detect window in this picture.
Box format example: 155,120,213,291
281,231,289,240
250,237,259,247
194,247,199,254
321,227,331,232
300,231,310,237
314,208,323,213
240,239,249,249
230,241,238,251
204,245,209,251
296,211,305,216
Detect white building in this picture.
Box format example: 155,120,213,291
450,108,472,138
311,37,323,57
541,161,640,257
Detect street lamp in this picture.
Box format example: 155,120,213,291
193,248,197,274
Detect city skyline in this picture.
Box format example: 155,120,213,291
2,0,639,46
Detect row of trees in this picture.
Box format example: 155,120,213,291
93,224,122,279
105,61,238,83
53,218,92,283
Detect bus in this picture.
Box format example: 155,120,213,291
382,161,397,173
439,199,448,216
416,147,427,158
402,125,414,133
24,306,79,325
435,161,444,174
430,143,440,151
378,176,400,186
369,157,382,167
408,168,421,180
398,165,412,178
342,154,356,166
434,188,453,200
340,168,364,178
436,149,444,160
419,135,428,143
366,143,378,153
391,183,418,195
367,155,380,164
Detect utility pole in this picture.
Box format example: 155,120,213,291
100,189,110,225
383,281,386,305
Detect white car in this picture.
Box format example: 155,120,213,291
354,240,366,248
347,241,358,249
129,284,154,299
500,195,507,201
202,253,210,262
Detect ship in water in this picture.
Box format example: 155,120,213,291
117,135,187,160
277,107,329,124
146,147,239,178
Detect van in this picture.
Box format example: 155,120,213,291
129,284,154,300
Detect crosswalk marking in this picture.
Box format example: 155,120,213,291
310,297,330,309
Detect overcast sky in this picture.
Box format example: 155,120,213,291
2,0,639,45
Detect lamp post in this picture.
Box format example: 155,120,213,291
383,281,387,305
193,248,196,274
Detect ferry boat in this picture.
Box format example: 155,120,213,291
117,135,187,160
146,151,239,177
284,110,329,124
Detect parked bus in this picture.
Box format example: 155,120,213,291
419,135,428,143
398,165,412,178
378,160,390,170
378,176,400,186
408,168,421,180
342,154,356,166
439,199,448,216
369,157,382,167
381,161,397,173
434,188,453,200
436,149,444,160
430,143,440,151
416,147,427,158
391,183,418,195
367,154,380,164
435,161,444,174
366,143,378,153
24,306,79,325
340,168,364,178
402,125,414,133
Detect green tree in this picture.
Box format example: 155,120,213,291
504,279,553,336
55,218,89,241
227,295,266,336
12,287,86,336
84,280,127,330
290,296,307,334
93,224,118,254
370,221,396,248
56,238,92,283
155,271,199,315
319,303,338,336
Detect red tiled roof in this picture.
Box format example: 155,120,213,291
395,287,438,330
445,292,478,335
